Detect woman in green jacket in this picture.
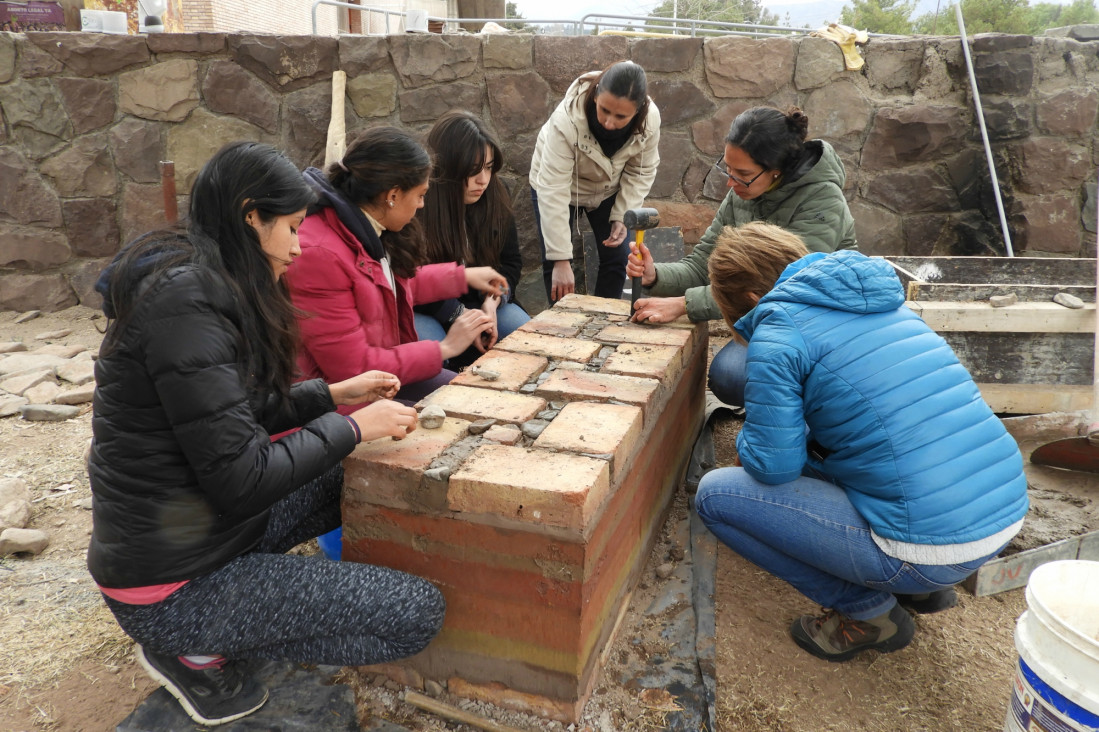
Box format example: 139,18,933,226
627,106,856,406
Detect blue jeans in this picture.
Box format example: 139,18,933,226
695,467,1001,620
413,303,530,369
708,340,747,407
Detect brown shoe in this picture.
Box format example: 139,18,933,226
789,605,914,662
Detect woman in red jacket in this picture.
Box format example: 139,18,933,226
286,127,507,408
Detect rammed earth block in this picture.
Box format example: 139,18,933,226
342,298,707,723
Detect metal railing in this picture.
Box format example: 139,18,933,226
310,0,581,35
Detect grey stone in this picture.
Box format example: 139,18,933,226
794,36,845,91
0,478,30,506
77,496,94,510
990,293,1018,308
802,82,871,150
0,527,49,556
520,419,548,439
648,80,714,126
346,73,397,119
902,214,949,256
57,359,96,386
0,342,28,353
20,404,80,422
1,369,55,396
1,79,72,155
0,33,14,83
34,328,72,341
865,168,958,214
110,117,164,183
702,165,728,201
23,380,60,404
1084,183,1096,235
119,59,200,123
632,37,701,72
399,83,483,124
533,36,629,94
423,466,451,481
1011,139,1090,195
519,383,537,393
14,311,40,324
1018,195,1081,254
68,258,110,310
33,344,86,358
0,500,30,532
486,72,552,136
120,183,168,244
0,275,77,313
281,83,331,169
203,61,280,132
26,32,149,77
1037,88,1099,137
40,134,118,197
655,562,675,579
466,419,496,435
861,106,968,170
650,132,694,199
690,102,748,157
981,98,1032,141
424,679,445,698
945,149,985,210
228,35,338,91
146,32,226,55
0,353,63,377
704,37,796,98
863,39,925,94
419,405,446,429
850,200,903,257
167,108,265,192
972,48,1034,96
338,36,391,76
15,35,63,78
63,198,121,258
482,34,531,69
469,365,500,381
0,395,29,418
682,157,712,203
1053,292,1085,309
0,224,71,270
56,77,116,134
537,409,559,421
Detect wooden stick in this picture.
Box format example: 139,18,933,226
325,70,347,169
403,690,529,732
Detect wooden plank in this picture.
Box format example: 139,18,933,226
977,383,1094,414
943,332,1094,386
906,301,1095,333
965,533,1092,596
907,282,1095,304
885,256,1095,288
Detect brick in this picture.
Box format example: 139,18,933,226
535,370,659,409
344,417,468,511
595,323,693,348
483,424,522,444
517,310,593,337
419,385,545,424
494,331,602,363
601,343,684,381
534,403,643,482
554,294,632,317
449,445,610,532
451,350,548,392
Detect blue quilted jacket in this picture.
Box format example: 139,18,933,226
733,251,1028,545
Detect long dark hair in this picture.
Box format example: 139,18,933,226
584,61,650,137
326,126,431,278
102,141,314,396
419,110,512,269
726,106,810,181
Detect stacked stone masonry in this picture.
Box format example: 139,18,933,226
342,295,707,722
2,30,1099,313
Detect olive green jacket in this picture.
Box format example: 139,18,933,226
648,140,856,322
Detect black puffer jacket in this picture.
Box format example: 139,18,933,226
87,264,356,588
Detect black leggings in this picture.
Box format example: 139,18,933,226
104,466,445,665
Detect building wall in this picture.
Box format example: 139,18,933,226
182,0,340,34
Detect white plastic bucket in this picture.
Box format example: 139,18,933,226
1004,560,1099,732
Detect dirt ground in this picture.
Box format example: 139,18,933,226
1,308,1095,732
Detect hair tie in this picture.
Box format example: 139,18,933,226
337,159,349,173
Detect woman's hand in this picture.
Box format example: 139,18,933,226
440,308,494,360
550,260,575,302
475,299,500,353
627,241,657,286
349,399,417,442
465,266,508,299
631,296,687,324
329,370,400,406
603,221,627,248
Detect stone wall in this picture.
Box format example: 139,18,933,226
1,30,1098,313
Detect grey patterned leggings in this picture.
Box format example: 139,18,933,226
104,466,445,666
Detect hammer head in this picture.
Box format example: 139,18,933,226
623,207,660,230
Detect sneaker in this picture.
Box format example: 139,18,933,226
136,645,269,726
896,587,958,614
789,604,915,662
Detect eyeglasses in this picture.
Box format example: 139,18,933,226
713,156,767,188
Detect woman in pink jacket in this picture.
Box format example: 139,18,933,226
286,127,507,409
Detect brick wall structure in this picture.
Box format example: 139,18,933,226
1,30,1098,314
342,294,707,722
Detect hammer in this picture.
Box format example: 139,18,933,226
623,207,660,311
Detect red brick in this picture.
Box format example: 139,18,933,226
450,350,548,391
494,331,602,362
417,384,545,423
555,293,632,316
517,309,593,337
596,322,694,347
534,402,642,482
535,369,659,409
601,342,684,381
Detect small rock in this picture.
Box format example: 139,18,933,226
549,401,566,410
32,343,87,359
521,419,549,439
989,293,1017,308
13,310,41,324
418,405,446,429
55,382,96,405
469,365,500,381
20,404,81,422
57,359,96,386
423,466,452,481
0,368,55,396
668,544,685,561
77,496,94,510
655,562,675,579
34,328,73,341
0,353,65,378
483,424,522,445
0,342,28,354
520,383,537,393
0,528,50,556
0,395,29,418
537,409,559,421
383,680,401,692
0,500,31,531
580,452,614,461
23,380,61,405
424,679,445,697
83,437,93,465
0,478,30,506
1053,292,1085,309
467,418,496,435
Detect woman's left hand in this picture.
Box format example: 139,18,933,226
603,221,628,248
466,266,509,299
329,370,401,406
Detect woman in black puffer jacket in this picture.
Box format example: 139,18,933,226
88,141,444,727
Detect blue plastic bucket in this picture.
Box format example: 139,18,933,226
317,527,342,561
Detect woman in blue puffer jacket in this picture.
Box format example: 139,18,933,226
696,222,1028,662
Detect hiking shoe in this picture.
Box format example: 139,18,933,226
789,604,915,662
896,587,958,614
136,645,268,726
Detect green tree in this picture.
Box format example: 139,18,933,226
504,1,532,32
1025,0,1099,31
646,0,780,34
914,0,1031,34
839,0,915,34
